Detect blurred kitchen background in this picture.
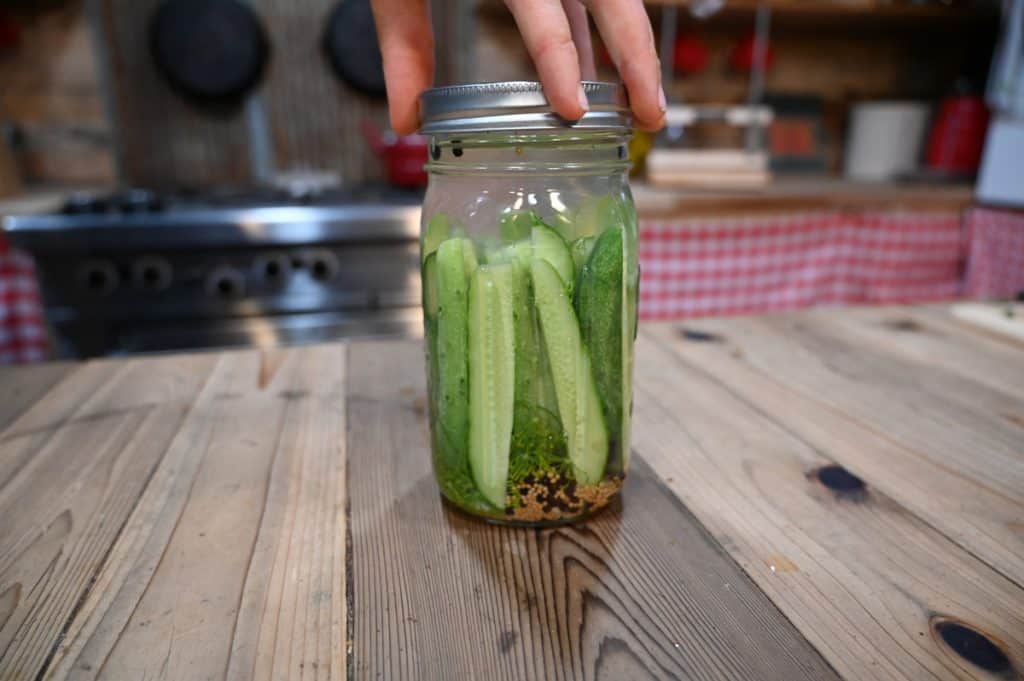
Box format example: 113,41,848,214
0,0,1020,362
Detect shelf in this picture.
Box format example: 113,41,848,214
631,177,977,216
644,0,999,26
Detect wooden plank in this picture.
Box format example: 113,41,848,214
0,353,218,680
951,303,1024,346
664,312,1024,588
41,346,347,680
346,340,840,681
819,306,1024,401
0,362,76,432
258,0,388,187
634,328,1024,680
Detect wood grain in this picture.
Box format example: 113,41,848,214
2,306,1021,680
0,1,116,186
822,306,1024,402
95,0,388,187
657,312,1024,588
96,0,253,186
0,353,218,680
0,346,348,680
633,327,1024,680
0,362,75,432
346,340,840,681
258,0,388,187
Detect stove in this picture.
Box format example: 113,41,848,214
3,187,424,358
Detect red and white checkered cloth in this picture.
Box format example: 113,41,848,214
639,210,965,320
0,235,48,364
963,207,1024,300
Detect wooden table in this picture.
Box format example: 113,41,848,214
1,305,1022,680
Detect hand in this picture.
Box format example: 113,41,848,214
370,0,667,135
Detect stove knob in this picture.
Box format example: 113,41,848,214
118,188,164,213
253,253,292,286
132,256,173,292
306,249,339,282
205,265,245,299
63,193,110,214
77,259,119,296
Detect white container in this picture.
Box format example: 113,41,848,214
976,116,1024,208
844,101,930,181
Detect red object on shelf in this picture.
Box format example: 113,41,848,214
362,121,428,188
673,34,709,75
925,95,990,174
729,31,775,72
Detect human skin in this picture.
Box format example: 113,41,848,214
370,0,667,134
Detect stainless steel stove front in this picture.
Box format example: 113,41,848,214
4,201,424,358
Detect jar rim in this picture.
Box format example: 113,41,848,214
419,81,632,135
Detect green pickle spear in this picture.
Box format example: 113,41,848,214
434,238,476,470
467,265,516,508
531,258,608,485
574,225,626,474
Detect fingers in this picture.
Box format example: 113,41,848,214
506,0,588,121
562,0,596,80
370,0,435,134
584,0,665,131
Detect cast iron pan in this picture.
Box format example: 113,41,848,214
323,0,387,98
150,0,270,102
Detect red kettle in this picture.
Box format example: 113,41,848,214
363,121,428,188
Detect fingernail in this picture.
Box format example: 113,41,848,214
658,85,667,113
577,84,590,113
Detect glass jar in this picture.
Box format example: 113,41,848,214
418,82,638,525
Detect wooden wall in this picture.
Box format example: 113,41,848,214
0,0,997,188
0,0,115,186
95,0,390,188
476,0,997,172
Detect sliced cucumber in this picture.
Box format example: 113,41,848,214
422,252,439,320
485,240,532,267
532,223,574,295
621,207,639,471
531,258,608,485
423,252,441,431
461,239,479,274
500,210,538,243
574,226,624,473
502,259,537,408
571,236,596,274
435,238,476,469
468,264,516,508
551,211,576,242
422,213,451,262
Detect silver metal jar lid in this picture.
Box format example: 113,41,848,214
419,81,631,135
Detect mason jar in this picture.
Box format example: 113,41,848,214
418,81,638,525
